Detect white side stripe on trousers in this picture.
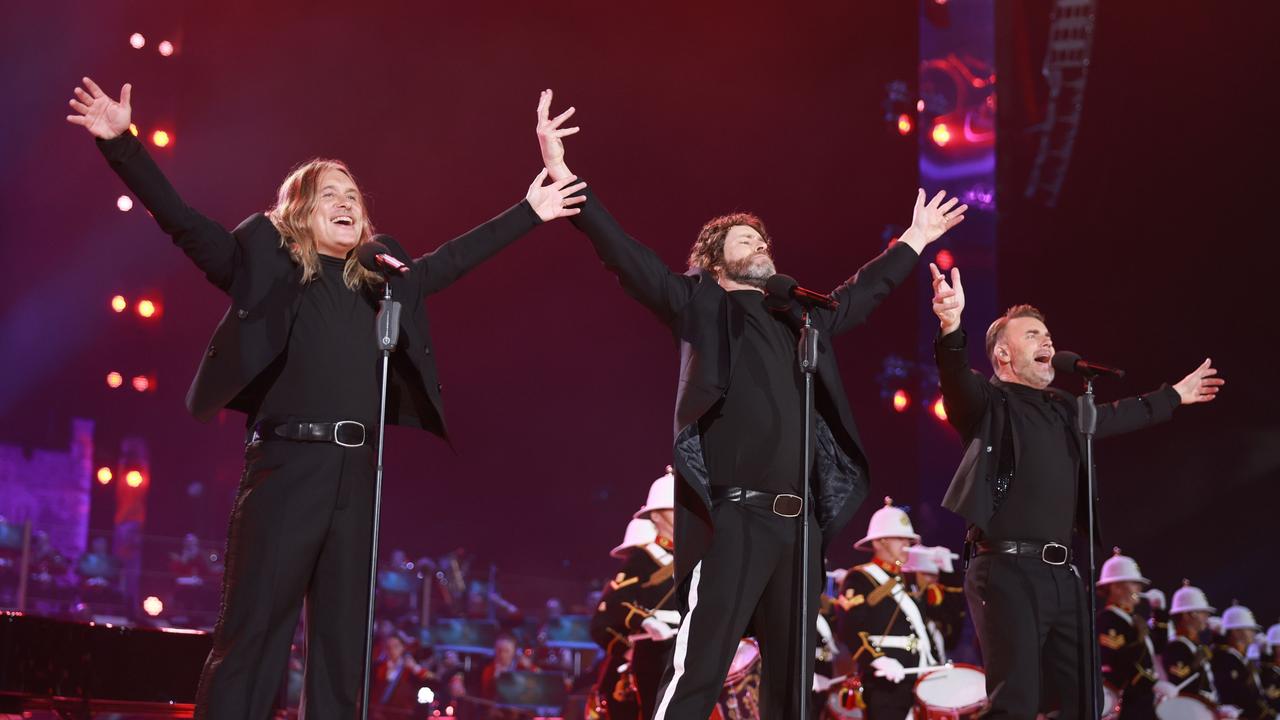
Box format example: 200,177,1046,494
652,560,703,720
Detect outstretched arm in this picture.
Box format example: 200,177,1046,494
1094,358,1223,439
535,90,694,322
819,189,968,336
68,77,238,292
931,263,991,438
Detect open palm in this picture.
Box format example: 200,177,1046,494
66,77,131,140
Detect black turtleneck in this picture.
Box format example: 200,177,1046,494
984,381,1080,544
254,254,381,425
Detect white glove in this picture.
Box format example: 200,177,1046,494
827,568,849,586
641,617,676,642
813,673,845,693
1143,588,1167,610
1152,680,1178,700
651,609,681,626
870,656,906,684
1219,705,1242,719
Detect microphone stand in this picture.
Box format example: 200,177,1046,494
796,309,819,720
361,279,401,720
1077,378,1101,719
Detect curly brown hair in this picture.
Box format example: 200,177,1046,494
985,304,1046,368
686,212,770,272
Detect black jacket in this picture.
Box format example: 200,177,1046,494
933,329,1181,541
96,133,541,437
571,187,919,584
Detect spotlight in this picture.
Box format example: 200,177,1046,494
137,299,158,318
897,113,913,136
931,122,952,148
151,130,171,148
142,596,163,616
932,397,948,422
97,467,113,485
892,389,910,413
158,40,174,57
129,123,139,137
129,33,145,50
106,371,124,389
417,686,436,704
126,470,145,488
117,195,133,212
111,295,127,312
935,249,955,272
131,375,151,392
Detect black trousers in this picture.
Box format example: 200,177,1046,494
965,553,1090,719
1117,684,1156,720
651,500,820,720
196,439,375,719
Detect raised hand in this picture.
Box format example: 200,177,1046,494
536,89,579,182
66,77,132,139
901,189,968,254
930,262,965,335
1172,358,1224,406
525,168,587,222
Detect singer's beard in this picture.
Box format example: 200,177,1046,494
721,253,776,289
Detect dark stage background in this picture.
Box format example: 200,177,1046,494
1,1,1275,621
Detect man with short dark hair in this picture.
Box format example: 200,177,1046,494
537,89,968,719
928,265,1224,718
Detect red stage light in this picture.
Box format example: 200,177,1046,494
935,249,955,272
111,295,127,313
96,467,113,485
892,389,911,413
129,123,139,137
132,375,151,392
117,195,133,212
129,33,145,50
932,397,948,422
897,113,913,136
137,299,158,318
931,122,952,147
152,130,171,148
106,371,124,389
158,40,175,57
143,596,164,616
126,470,144,488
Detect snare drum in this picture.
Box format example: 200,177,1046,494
1101,684,1121,720
1155,695,1218,720
823,676,865,720
913,664,988,719
712,639,761,720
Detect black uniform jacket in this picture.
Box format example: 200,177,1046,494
1098,605,1158,691
834,561,928,673
933,329,1180,542
571,187,919,584
1164,635,1218,702
96,132,541,438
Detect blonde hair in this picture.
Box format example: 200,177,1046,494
267,158,382,290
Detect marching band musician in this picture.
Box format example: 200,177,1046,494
901,544,964,663
1095,549,1176,719
1212,604,1267,719
1165,581,1222,705
1260,624,1280,718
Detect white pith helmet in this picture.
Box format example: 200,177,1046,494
1170,579,1216,615
854,497,920,551
633,466,675,519
1096,547,1150,587
1221,602,1261,632
610,518,658,559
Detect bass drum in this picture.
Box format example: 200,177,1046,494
1155,695,1218,720
913,664,988,719
710,639,761,720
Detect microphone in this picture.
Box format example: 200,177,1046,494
356,237,410,276
1051,351,1126,379
764,273,839,310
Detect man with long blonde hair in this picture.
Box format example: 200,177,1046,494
68,76,585,719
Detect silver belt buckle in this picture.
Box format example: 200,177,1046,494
333,421,366,448
1041,542,1069,566
772,494,803,518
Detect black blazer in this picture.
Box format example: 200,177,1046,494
933,329,1180,542
571,187,920,583
96,133,541,438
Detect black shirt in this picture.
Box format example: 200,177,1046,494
984,381,1079,544
254,254,381,425
698,290,803,495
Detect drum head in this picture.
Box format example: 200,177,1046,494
724,638,761,684
914,664,988,710
1155,695,1217,720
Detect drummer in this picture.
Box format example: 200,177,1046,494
1210,604,1265,719
901,544,964,663
1164,580,1221,705
589,467,679,720
1260,623,1280,718
834,498,937,720
1095,548,1176,719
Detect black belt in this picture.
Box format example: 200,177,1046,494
974,539,1072,566
250,419,367,448
709,486,804,518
